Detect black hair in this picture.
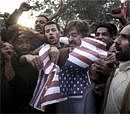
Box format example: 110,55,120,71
37,14,49,22
43,21,60,33
95,22,118,38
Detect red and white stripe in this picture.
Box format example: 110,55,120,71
30,38,108,111
39,44,55,74
68,37,108,68
30,44,66,112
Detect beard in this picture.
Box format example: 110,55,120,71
35,25,43,33
47,36,58,45
116,50,130,61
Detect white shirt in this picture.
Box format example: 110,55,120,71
104,61,130,113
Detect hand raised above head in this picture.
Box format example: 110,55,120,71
107,7,124,20
19,2,31,12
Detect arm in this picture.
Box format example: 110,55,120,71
6,2,31,27
18,27,46,46
108,7,128,26
20,46,61,70
49,0,64,21
1,42,15,81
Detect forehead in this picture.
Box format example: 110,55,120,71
96,27,108,33
36,16,47,22
13,37,29,44
120,25,130,35
45,24,58,30
69,27,78,33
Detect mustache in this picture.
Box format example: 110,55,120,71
35,25,42,29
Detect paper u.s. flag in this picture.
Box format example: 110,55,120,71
59,37,108,97
30,37,108,112
29,44,67,112
68,37,108,68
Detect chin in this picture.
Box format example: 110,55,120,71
17,50,29,55
116,53,130,61
36,29,42,33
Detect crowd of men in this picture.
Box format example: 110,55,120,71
0,1,130,114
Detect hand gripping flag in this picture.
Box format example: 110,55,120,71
30,44,67,112
30,37,108,111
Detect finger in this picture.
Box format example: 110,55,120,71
94,64,104,71
33,57,42,70
30,60,36,69
35,56,43,69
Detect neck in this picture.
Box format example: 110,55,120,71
53,42,61,48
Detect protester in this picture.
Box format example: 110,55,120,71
95,22,117,49
1,41,17,113
19,21,69,113
87,22,118,113
34,14,49,34
102,24,130,113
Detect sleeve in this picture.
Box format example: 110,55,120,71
6,9,23,28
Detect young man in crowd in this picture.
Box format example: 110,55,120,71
95,22,117,49
20,21,69,113
89,22,118,113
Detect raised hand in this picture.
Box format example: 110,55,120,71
106,7,128,26
110,7,123,19
19,2,31,12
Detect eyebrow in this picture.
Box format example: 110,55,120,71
95,32,109,35
119,33,130,38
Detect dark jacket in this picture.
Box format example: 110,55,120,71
121,81,130,113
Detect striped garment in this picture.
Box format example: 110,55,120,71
29,44,67,112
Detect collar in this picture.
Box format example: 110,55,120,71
119,61,130,71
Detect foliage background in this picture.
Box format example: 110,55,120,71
0,0,130,30
27,0,130,25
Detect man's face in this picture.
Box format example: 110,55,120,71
44,24,60,45
68,27,81,47
13,37,31,55
35,16,48,34
114,25,130,61
95,27,113,49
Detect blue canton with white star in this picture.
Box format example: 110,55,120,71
59,60,90,97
